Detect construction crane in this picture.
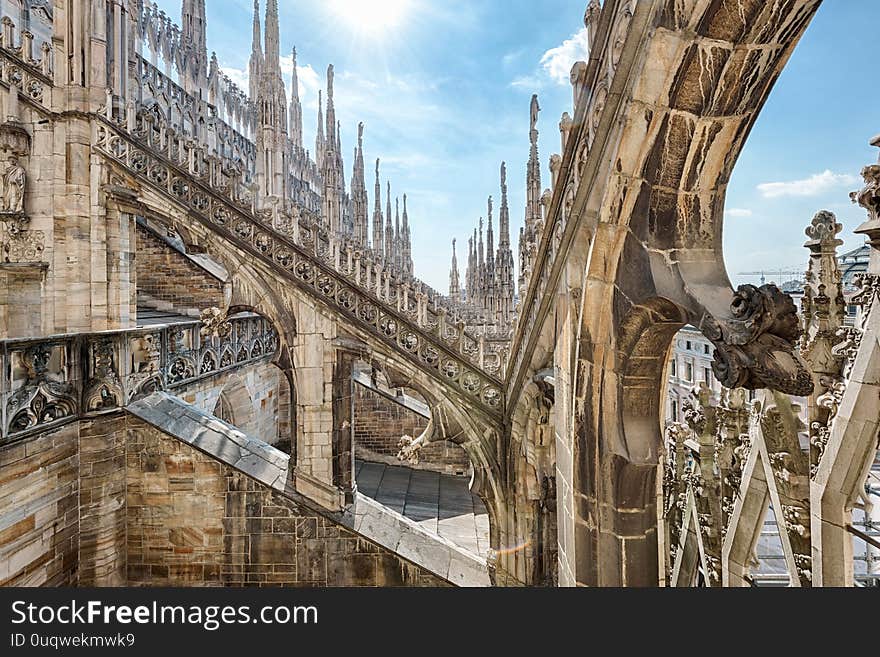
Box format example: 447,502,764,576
737,268,805,286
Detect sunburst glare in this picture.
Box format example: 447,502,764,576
328,0,412,36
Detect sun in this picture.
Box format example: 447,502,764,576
329,0,411,35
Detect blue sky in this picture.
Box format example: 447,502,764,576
154,0,879,292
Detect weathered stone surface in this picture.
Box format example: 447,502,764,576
127,392,485,584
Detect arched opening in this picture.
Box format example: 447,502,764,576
205,356,295,457
209,372,256,434
213,392,234,424
350,363,490,559
504,378,557,586
570,293,687,587
352,363,489,555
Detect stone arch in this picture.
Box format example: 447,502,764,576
224,302,297,457
374,360,505,549
143,211,302,457
353,371,471,477
551,0,823,587
616,297,688,464
212,372,256,434
505,378,557,585
570,291,688,587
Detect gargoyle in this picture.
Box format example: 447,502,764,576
701,284,814,396
397,417,435,466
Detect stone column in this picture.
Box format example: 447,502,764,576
811,141,880,586
331,338,367,506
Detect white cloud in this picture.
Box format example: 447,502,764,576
282,57,322,97
757,170,858,198
510,74,542,90
539,27,589,85
380,153,436,169
725,208,753,218
502,49,525,67
219,59,321,109
220,65,248,91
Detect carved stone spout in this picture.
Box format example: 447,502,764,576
700,284,814,396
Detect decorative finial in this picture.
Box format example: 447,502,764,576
804,210,843,247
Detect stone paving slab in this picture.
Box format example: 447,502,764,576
356,460,490,563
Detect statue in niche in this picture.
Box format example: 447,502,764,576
1,154,25,215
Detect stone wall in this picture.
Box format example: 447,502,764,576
125,417,447,586
353,384,471,475
77,416,127,586
135,223,224,311
0,410,448,587
179,361,288,449
0,264,45,339
0,424,79,586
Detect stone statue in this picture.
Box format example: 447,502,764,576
1,155,25,214
529,94,540,135
852,163,880,219
701,284,814,396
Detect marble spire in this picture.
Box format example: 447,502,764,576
372,159,384,258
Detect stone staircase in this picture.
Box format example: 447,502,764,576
136,294,199,326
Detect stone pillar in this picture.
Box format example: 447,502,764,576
102,189,139,330
811,139,880,586
331,338,366,506
292,304,353,511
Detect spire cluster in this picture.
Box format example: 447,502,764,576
452,96,548,331
519,94,544,294
240,0,416,277
457,168,515,327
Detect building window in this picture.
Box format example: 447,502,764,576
670,359,677,377
671,400,678,422
686,340,692,351
685,362,693,382
704,367,712,385
704,344,710,355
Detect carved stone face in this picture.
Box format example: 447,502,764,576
765,286,801,343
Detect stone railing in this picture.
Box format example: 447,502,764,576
504,0,635,409
0,313,277,443
0,16,52,112
138,56,256,166
94,119,504,417
303,220,506,369
126,67,505,369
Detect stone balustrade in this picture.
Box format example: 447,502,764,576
95,119,505,415
0,313,277,443
0,16,52,112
